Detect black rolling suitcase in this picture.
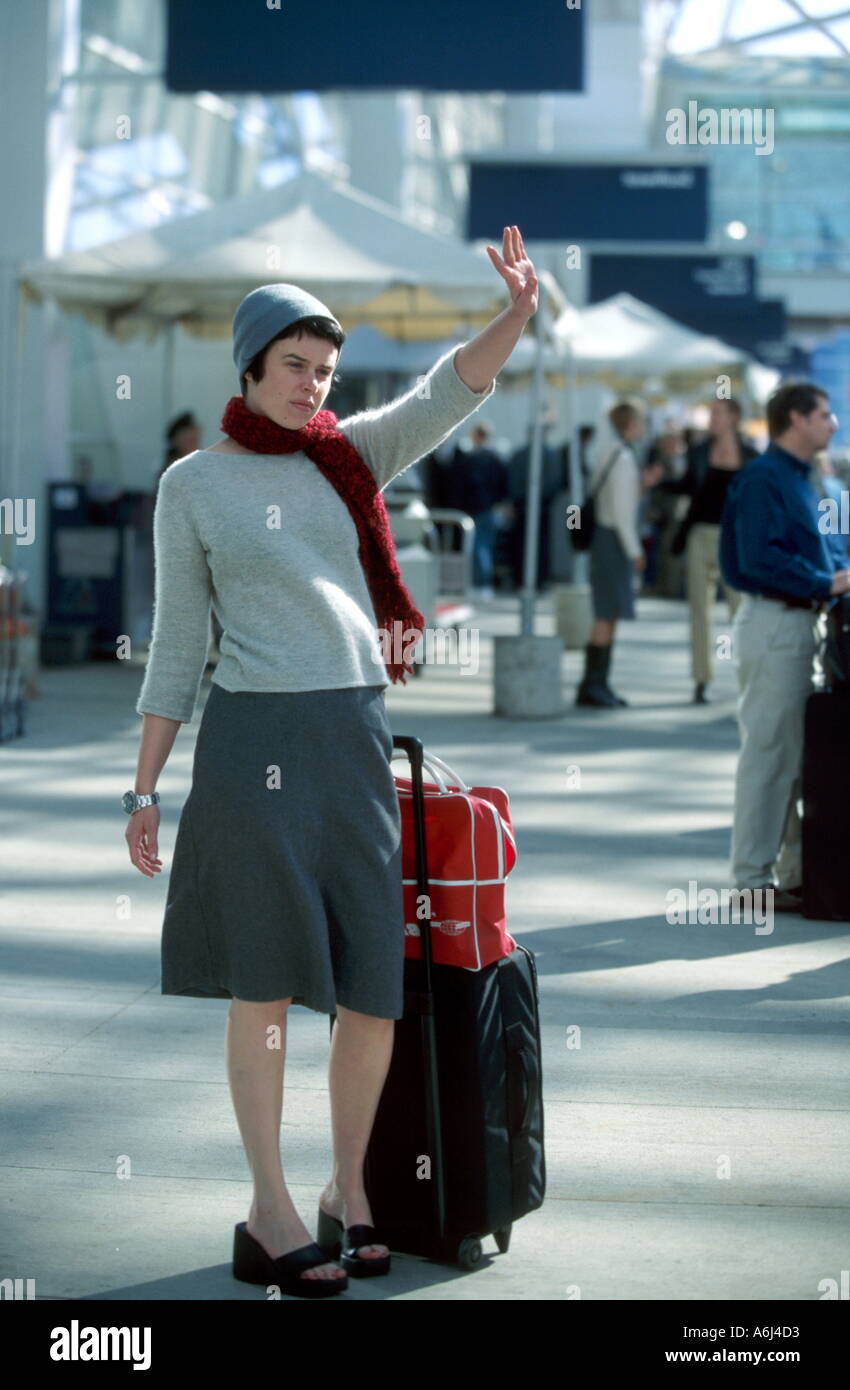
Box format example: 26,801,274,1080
802,686,850,920
331,734,545,1269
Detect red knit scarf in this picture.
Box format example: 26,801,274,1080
220,395,424,684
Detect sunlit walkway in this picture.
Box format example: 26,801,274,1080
1,595,848,1300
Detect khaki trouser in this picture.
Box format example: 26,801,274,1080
730,593,820,890
686,522,740,684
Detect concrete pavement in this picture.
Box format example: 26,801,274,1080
1,595,848,1301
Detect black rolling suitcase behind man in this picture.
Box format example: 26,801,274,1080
802,597,850,920
331,735,545,1270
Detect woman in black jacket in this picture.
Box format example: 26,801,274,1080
665,398,759,703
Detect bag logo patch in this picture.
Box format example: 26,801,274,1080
404,920,470,937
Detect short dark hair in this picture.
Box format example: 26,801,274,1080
166,411,197,442
766,381,829,439
240,315,345,396
609,401,643,435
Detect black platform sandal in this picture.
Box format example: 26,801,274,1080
233,1221,348,1298
316,1206,391,1277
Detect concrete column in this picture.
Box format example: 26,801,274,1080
0,0,77,616
493,635,565,718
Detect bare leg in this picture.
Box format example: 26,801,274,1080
319,1005,395,1260
590,618,616,645
226,996,345,1283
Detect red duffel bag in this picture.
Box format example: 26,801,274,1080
391,749,518,970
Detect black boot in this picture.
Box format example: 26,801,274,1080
693,682,708,704
576,644,619,707
599,643,628,706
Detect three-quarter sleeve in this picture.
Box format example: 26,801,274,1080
337,343,496,492
136,465,213,723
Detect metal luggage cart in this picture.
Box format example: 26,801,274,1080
423,508,476,626
0,566,27,744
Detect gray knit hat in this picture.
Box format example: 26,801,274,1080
232,283,343,380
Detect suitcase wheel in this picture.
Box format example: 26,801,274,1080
456,1236,483,1270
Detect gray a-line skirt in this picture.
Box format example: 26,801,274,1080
590,523,636,622
160,681,405,1019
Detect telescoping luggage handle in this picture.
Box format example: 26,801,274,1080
390,735,438,992
391,734,448,1245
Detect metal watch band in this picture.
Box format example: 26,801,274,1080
123,790,160,814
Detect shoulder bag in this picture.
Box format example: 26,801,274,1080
569,446,622,553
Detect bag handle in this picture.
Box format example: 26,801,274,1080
391,748,471,795
391,749,450,794
418,750,469,794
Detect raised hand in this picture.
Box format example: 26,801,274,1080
485,225,539,320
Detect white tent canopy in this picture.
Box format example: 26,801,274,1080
331,324,476,374
551,292,752,378
18,168,565,342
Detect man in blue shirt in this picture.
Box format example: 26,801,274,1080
720,382,850,909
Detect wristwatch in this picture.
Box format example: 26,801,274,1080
123,790,161,815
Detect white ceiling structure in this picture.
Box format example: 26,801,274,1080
652,0,850,58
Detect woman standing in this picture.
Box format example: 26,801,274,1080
668,397,758,703
576,401,662,707
124,227,538,1298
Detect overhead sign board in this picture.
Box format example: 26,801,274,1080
167,1,585,94
590,253,756,311
467,164,708,242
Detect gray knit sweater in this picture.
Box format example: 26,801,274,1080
136,344,496,722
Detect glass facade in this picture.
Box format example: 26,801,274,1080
694,101,850,273
64,4,850,282
651,0,850,275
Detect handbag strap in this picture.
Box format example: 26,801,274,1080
587,446,622,502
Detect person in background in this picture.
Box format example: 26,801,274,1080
158,412,202,488
643,427,688,597
662,398,758,703
719,381,849,910
423,435,464,513
139,416,205,645
682,423,707,456
154,412,221,661
453,422,510,597
506,413,564,592
575,401,663,707
814,449,842,502
812,450,849,560
578,424,596,492
560,423,596,497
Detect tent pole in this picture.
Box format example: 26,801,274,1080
162,322,176,424
568,342,589,584
519,300,548,636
